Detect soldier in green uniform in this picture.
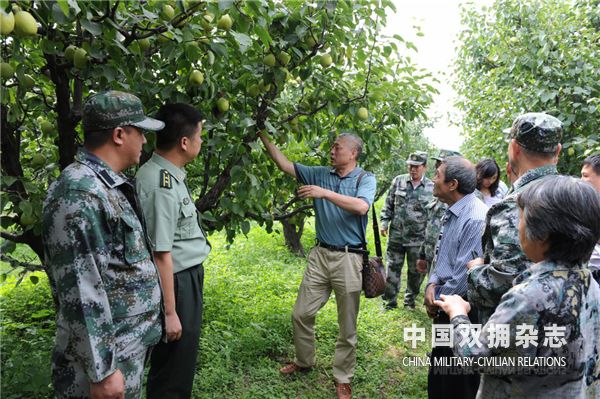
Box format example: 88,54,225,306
467,112,563,324
42,91,165,398
380,152,434,309
416,149,461,276
135,103,211,399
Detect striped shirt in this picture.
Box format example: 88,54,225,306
427,193,488,299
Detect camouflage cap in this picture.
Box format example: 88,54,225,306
503,112,563,153
431,149,462,161
82,90,164,132
406,152,427,166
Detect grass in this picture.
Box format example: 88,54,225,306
1,215,432,398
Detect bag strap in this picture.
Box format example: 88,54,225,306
371,205,382,258
355,171,368,251
355,171,382,257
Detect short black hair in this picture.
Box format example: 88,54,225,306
476,158,500,196
84,127,114,149
517,175,600,264
583,154,600,175
443,156,476,195
155,103,203,151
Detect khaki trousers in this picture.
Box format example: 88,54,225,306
292,246,363,383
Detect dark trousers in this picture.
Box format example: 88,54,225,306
147,264,204,399
428,310,480,399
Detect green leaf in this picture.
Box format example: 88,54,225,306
81,20,102,36
2,176,17,186
201,211,217,223
254,25,272,46
31,309,53,319
52,3,69,24
218,0,234,11
241,220,251,235
19,201,33,215
231,32,252,54
29,275,39,285
0,240,16,254
56,0,70,17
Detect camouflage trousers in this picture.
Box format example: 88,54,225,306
52,311,161,399
382,243,424,308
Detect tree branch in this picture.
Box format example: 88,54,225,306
0,254,45,273
273,204,313,221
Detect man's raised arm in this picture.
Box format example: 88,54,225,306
258,132,296,178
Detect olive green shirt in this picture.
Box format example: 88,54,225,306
136,153,211,273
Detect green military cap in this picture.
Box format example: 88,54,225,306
503,112,563,153
431,149,462,161
82,90,165,132
406,152,427,166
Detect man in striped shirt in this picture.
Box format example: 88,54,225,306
423,156,488,399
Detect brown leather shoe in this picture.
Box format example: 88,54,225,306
335,382,352,399
279,362,310,375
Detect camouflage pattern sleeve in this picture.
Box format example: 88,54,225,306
467,197,530,317
43,190,118,383
379,177,397,231
454,264,600,397
452,289,538,364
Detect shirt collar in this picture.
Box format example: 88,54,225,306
76,147,127,188
527,260,583,278
329,166,362,179
410,176,426,188
150,152,186,182
447,192,475,217
512,164,558,192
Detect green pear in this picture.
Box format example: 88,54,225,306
64,45,77,62
139,38,151,52
0,11,15,35
304,36,316,47
248,84,260,97
19,74,35,90
31,153,46,168
73,48,88,69
20,212,36,226
357,107,369,120
40,120,54,135
162,4,175,20
217,14,233,31
278,51,291,66
217,97,229,112
319,54,333,68
0,62,14,79
263,54,276,67
13,11,37,36
189,69,204,85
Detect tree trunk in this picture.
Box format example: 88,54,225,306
281,217,305,257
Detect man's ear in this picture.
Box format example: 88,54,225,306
449,178,459,192
553,143,562,163
180,135,188,151
508,139,521,158
112,127,126,145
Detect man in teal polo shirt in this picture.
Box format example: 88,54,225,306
259,131,376,399
136,103,211,399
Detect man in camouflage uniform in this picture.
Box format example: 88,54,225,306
42,91,165,398
467,112,563,324
380,152,434,309
416,149,461,276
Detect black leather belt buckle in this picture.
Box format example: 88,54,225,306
317,241,365,254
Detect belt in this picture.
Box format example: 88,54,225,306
316,241,367,255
